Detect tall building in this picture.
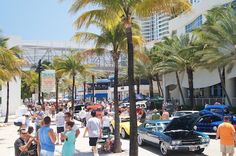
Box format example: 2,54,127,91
139,0,201,42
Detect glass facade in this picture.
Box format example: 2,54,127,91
185,15,203,33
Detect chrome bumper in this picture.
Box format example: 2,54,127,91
169,143,209,151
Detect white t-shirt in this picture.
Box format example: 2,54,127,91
102,116,111,127
79,110,86,119
87,117,101,138
55,112,65,127
14,116,25,124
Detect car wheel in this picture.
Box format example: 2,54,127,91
121,128,128,139
137,135,144,146
195,148,205,154
160,142,169,156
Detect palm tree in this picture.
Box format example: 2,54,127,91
68,1,191,154
134,51,158,98
0,38,24,123
153,37,186,105
21,70,38,100
53,54,88,115
194,6,236,106
74,21,142,152
159,34,204,109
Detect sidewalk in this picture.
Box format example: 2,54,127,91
0,115,129,156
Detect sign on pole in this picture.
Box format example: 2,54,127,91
41,70,56,93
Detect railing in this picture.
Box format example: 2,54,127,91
184,98,225,106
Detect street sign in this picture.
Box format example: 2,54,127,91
41,70,56,93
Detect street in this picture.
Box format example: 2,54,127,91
0,116,227,156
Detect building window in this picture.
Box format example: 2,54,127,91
185,15,203,33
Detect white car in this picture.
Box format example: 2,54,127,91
119,101,147,109
170,111,199,120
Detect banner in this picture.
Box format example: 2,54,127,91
41,70,56,93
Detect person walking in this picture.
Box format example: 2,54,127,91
79,108,87,127
161,109,169,120
63,112,80,138
38,116,56,156
85,110,102,156
55,108,65,145
216,116,236,156
102,112,111,135
62,121,76,156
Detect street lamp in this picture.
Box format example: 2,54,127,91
35,59,44,105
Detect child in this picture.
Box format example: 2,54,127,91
61,121,76,156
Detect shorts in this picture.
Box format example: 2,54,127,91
220,144,234,154
40,149,54,156
57,127,64,133
89,137,98,146
14,122,22,127
103,127,111,133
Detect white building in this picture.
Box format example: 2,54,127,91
0,78,21,116
164,0,235,106
139,0,201,42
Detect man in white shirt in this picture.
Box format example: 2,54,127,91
85,110,102,156
102,112,111,135
79,108,87,127
55,108,64,144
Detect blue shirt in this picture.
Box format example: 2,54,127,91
39,126,55,152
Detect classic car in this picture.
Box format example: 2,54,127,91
111,116,141,139
138,114,210,155
196,105,236,134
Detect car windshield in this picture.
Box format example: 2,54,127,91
209,108,223,114
120,118,130,122
174,112,194,117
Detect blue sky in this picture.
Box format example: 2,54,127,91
0,0,97,41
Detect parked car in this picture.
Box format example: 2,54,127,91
196,105,236,134
111,116,141,139
119,101,147,109
138,114,210,155
170,111,199,120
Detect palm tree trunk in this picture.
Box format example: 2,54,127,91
55,79,59,112
156,74,163,96
149,76,154,98
92,75,95,103
175,72,186,105
218,67,232,106
83,81,86,102
113,55,122,153
71,75,75,116
4,82,9,123
136,77,140,94
126,25,138,156
187,68,194,109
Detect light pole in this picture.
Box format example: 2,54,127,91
36,59,44,105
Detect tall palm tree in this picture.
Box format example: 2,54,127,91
53,54,88,115
153,37,186,105
21,70,38,100
0,38,24,123
160,34,204,109
74,21,142,152
195,6,236,106
68,1,191,155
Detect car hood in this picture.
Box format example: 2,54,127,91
199,110,222,116
164,114,200,132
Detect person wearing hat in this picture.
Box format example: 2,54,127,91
14,128,35,156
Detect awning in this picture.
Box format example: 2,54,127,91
85,94,93,98
95,93,108,98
